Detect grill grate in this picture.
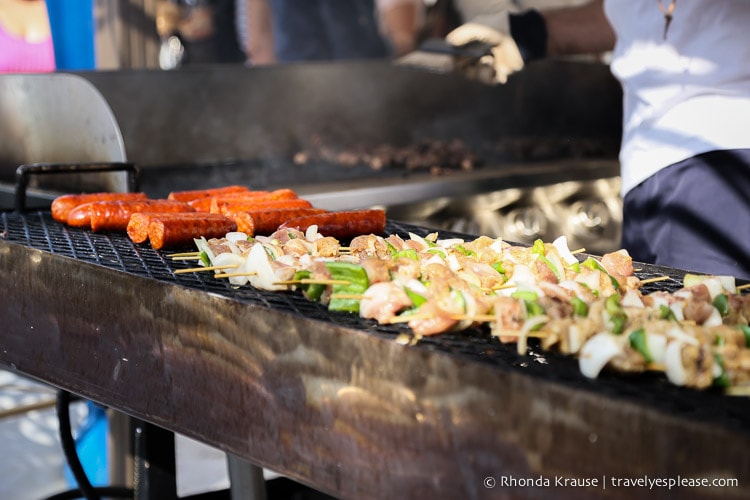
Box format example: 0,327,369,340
3,211,750,434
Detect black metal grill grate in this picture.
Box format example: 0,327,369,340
3,211,750,434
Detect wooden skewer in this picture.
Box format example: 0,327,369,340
215,272,257,279
387,314,433,324
273,278,351,286
169,251,201,258
171,255,203,261
496,330,550,339
640,276,671,285
737,283,750,291
330,293,365,300
174,264,238,274
452,314,497,322
571,248,586,255
725,385,750,397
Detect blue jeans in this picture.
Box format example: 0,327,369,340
269,0,389,62
622,149,750,279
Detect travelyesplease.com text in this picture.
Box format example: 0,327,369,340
483,474,739,491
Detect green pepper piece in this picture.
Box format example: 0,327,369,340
325,262,370,313
199,250,211,267
570,297,588,317
567,261,581,274
713,293,729,316
658,304,676,321
605,294,622,315
455,245,476,257
525,300,545,318
293,270,326,302
385,240,398,256
539,255,562,281
713,353,731,388
532,239,546,255
740,325,750,348
404,287,428,308
511,290,539,302
628,328,653,363
582,256,604,272
492,261,506,276
451,289,467,313
394,248,419,261
582,257,619,290
605,294,627,334
610,314,626,334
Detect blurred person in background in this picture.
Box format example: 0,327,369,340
157,0,245,69
243,0,426,65
0,0,55,73
444,0,750,278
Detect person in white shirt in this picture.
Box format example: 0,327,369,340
447,0,750,279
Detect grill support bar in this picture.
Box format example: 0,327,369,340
2,240,749,499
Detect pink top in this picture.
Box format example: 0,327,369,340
0,21,55,73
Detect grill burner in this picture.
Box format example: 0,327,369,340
3,210,750,436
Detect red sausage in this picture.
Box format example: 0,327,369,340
191,188,300,213
214,197,312,216
167,185,249,202
226,207,327,236
279,209,387,240
86,200,195,232
52,192,148,224
148,215,237,250
127,212,228,244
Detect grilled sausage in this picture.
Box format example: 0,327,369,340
214,197,313,216
127,212,229,244
52,192,148,224
148,215,237,250
226,207,328,235
279,209,387,240
189,188,300,213
167,185,249,202
83,199,195,232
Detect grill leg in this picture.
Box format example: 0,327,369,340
133,420,177,500
226,454,267,500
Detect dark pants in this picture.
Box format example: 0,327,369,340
622,149,750,279
269,0,389,62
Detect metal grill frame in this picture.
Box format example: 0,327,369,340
2,211,749,500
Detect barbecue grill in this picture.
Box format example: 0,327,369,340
3,62,745,499
1,208,749,500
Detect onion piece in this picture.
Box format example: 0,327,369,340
552,235,579,265
212,252,249,286
664,340,687,386
247,242,289,291
226,231,249,244
644,331,667,364
516,315,549,355
193,237,215,265
579,332,624,379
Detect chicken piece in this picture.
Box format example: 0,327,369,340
600,249,634,277
360,282,412,323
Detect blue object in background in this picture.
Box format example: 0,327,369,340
64,401,109,488
46,0,96,70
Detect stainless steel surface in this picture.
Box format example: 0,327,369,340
298,160,622,255
77,59,622,168
386,177,622,255
0,73,129,197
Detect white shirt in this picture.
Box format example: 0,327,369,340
604,0,750,196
